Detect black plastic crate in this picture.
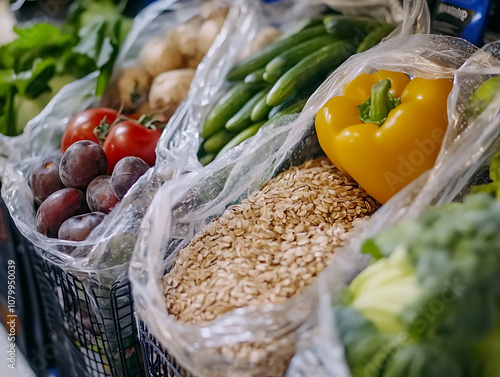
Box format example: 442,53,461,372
138,322,192,377
0,197,56,376
30,244,145,377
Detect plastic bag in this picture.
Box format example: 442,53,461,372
309,0,403,24
129,3,441,377
0,1,172,178
156,0,429,166
0,0,235,281
155,0,324,165
0,2,243,376
286,41,500,377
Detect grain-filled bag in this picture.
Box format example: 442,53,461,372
155,0,429,166
285,41,500,377
130,37,483,377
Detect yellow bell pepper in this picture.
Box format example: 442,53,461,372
315,70,452,204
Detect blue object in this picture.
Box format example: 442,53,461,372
431,0,494,45
47,368,61,377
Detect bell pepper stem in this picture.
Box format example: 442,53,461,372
358,79,400,125
369,79,392,124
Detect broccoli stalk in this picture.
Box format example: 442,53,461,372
347,247,422,335
335,247,423,377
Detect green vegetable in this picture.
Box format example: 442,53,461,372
268,82,319,119
0,83,16,136
203,129,236,154
226,25,327,81
266,40,356,107
202,83,261,139
0,24,74,73
322,15,340,26
0,58,58,136
13,92,53,136
67,0,131,31
289,16,328,33
216,121,266,158
264,34,339,83
467,75,500,118
471,150,500,199
336,193,500,377
244,68,267,88
48,74,80,94
356,23,396,53
199,153,216,166
324,16,381,40
226,85,271,133
0,1,131,136
250,88,273,122
73,18,130,94
473,310,500,377
270,98,307,119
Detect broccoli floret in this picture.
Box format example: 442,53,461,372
335,193,500,377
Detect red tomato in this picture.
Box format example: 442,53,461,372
102,120,162,174
61,108,119,153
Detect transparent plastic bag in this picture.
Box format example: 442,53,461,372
0,2,225,375
0,135,17,179
0,0,233,282
308,0,403,24
1,2,236,374
0,71,97,180
156,0,429,165
286,41,500,377
130,17,469,377
0,1,171,179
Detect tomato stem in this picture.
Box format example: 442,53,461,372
94,116,112,145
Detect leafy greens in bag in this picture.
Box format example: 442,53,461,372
0,1,132,136
335,192,500,377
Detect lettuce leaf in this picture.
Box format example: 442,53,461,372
0,24,74,73
0,1,132,135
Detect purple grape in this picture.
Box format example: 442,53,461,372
86,176,120,214
36,188,86,238
111,157,149,200
60,140,108,190
30,156,65,205
58,212,106,241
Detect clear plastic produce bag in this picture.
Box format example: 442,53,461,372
130,2,443,377
0,0,236,376
285,41,500,377
156,0,429,165
309,0,405,24
1,0,237,286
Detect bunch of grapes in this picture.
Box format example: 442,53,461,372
31,141,149,241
